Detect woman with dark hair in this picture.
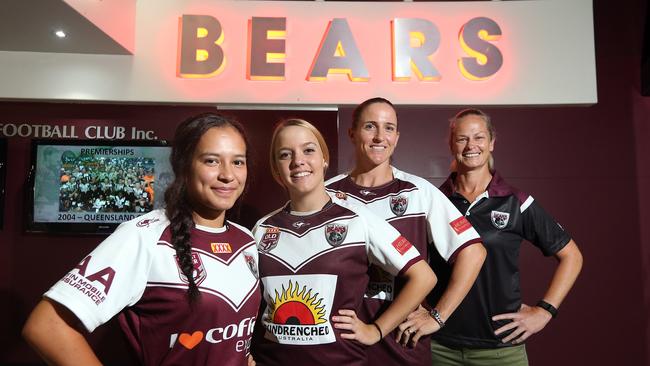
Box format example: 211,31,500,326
325,97,486,366
23,113,260,366
251,118,436,366
403,109,583,365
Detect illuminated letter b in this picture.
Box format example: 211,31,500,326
177,15,225,78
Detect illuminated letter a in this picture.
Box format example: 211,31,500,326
308,19,369,82
177,15,225,78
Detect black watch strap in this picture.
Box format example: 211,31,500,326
536,300,558,318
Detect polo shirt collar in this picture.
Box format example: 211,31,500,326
440,170,515,198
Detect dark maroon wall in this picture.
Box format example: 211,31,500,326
0,104,337,365
337,0,649,364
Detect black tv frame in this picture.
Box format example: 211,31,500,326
25,138,171,235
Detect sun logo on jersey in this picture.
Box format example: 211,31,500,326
269,280,326,325
390,195,408,216
325,223,347,247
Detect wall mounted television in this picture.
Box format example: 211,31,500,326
26,139,173,235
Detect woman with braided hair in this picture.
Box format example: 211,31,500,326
23,113,261,366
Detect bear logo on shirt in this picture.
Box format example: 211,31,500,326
491,210,510,229
325,224,347,247
390,195,408,216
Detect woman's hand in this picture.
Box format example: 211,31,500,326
395,305,441,347
247,354,256,366
492,303,552,344
331,309,382,345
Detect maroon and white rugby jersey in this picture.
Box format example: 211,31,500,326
251,199,421,366
45,210,260,366
325,167,481,366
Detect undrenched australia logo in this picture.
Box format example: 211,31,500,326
263,275,337,345
390,195,408,216
324,223,347,246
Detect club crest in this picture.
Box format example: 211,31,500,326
244,253,259,279
260,227,280,252
325,223,348,247
175,252,207,286
390,195,408,216
491,210,510,229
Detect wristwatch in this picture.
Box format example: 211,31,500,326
536,300,558,318
429,308,445,328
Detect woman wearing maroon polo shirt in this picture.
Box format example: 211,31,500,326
399,109,583,366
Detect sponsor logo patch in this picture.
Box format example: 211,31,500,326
325,223,347,246
210,242,232,254
490,210,510,229
335,191,347,200
136,217,160,227
390,195,408,216
175,252,207,286
391,236,413,255
269,280,327,326
260,227,280,252
244,253,259,279
359,189,376,196
450,216,472,235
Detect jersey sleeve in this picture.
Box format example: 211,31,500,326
44,219,159,332
353,204,422,277
520,196,572,256
423,182,482,262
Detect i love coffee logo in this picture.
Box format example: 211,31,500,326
169,316,256,350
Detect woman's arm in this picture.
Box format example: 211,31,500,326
396,243,486,345
492,239,583,343
22,298,102,366
332,260,437,345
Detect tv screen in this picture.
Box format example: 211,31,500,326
27,139,173,234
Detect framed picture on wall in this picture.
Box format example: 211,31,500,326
0,139,6,230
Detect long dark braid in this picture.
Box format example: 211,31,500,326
164,113,251,303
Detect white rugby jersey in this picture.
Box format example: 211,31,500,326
45,210,260,366
251,199,421,366
325,167,482,366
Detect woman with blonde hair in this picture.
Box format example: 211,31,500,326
251,118,436,366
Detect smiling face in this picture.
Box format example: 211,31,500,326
272,124,328,201
450,114,495,173
187,126,247,226
350,101,399,170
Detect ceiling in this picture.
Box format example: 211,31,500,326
0,0,131,55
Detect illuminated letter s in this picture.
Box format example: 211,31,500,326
458,17,503,81
308,18,369,82
392,18,441,81
177,15,226,78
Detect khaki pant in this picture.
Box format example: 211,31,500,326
431,340,529,366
